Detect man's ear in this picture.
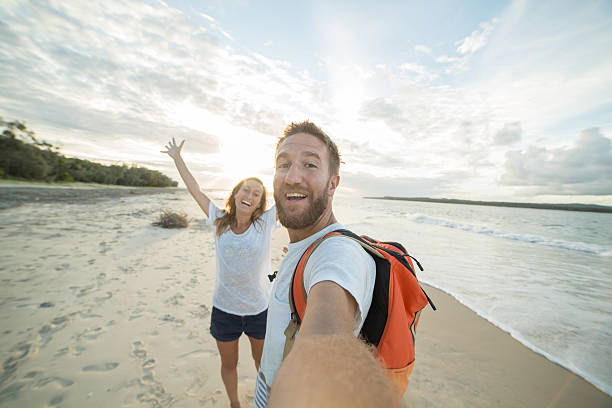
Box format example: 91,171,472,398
327,174,340,197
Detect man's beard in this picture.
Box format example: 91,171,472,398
274,182,329,230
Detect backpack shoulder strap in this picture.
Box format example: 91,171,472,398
289,229,384,324
283,230,348,359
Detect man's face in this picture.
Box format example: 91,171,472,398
273,133,337,230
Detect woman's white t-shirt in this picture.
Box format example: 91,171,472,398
207,201,278,315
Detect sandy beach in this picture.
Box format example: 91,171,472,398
0,185,610,407
405,285,611,408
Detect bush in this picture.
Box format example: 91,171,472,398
1,118,179,187
152,209,189,229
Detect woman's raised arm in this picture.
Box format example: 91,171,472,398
161,138,211,217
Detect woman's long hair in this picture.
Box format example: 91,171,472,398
214,177,267,237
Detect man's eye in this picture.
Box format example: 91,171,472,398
276,162,289,169
305,163,317,168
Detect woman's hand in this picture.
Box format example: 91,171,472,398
161,138,185,160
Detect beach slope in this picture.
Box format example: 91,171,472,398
404,285,611,408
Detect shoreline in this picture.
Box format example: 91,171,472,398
0,179,181,190
0,183,181,209
365,196,612,213
405,284,611,407
421,281,612,397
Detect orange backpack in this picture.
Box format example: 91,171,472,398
283,229,436,393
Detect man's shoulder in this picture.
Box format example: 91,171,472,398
310,233,375,268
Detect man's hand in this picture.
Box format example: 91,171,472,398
161,138,185,160
268,281,401,408
268,335,401,408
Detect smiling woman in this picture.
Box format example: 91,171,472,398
161,138,279,408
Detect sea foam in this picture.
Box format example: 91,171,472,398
411,214,611,256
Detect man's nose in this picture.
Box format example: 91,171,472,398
284,163,303,184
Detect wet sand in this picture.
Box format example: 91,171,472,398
404,285,611,407
0,183,179,209
0,185,610,407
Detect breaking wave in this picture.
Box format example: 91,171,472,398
411,215,611,256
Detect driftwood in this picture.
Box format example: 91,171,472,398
152,209,189,228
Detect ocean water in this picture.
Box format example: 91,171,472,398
334,196,612,397
1,186,610,400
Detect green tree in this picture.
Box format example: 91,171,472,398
1,118,178,187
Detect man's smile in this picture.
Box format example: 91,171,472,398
286,192,307,201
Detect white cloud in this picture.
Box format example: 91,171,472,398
494,122,522,145
398,62,438,81
457,19,496,55
500,128,612,196
0,0,327,141
1,0,611,204
435,55,458,63
199,13,215,22
0,0,337,186
415,44,432,54
199,11,234,40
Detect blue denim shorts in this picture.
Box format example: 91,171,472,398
210,307,268,342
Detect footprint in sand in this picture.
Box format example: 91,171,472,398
39,315,71,345
31,374,74,389
98,241,110,254
189,304,210,320
187,276,199,289
177,349,217,359
160,314,184,326
1,342,37,389
80,311,103,319
54,263,70,271
82,362,119,372
75,284,96,298
48,394,64,407
76,327,105,341
128,307,144,321
130,341,173,406
119,265,136,275
96,272,106,285
95,292,113,303
166,293,185,306
131,341,147,360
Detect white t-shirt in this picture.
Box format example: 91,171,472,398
254,223,376,407
207,201,278,315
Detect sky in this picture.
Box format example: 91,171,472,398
1,0,612,204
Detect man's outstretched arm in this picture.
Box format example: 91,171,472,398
268,281,401,408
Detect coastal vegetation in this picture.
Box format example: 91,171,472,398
1,118,178,188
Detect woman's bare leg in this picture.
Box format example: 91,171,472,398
247,336,265,371
216,339,241,408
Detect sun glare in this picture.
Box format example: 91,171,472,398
219,136,274,188
164,100,275,189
